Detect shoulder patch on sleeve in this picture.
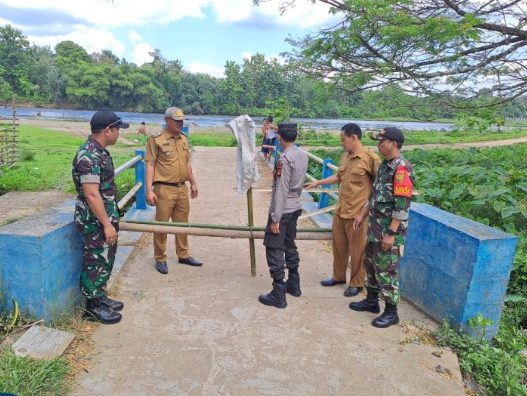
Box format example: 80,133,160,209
393,166,413,197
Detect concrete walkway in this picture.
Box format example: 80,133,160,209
71,147,465,396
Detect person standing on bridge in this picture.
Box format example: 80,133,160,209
259,123,309,309
305,123,380,297
350,127,415,328
72,110,129,324
145,107,203,274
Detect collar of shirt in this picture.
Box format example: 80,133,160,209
346,145,366,159
384,156,402,169
161,129,183,141
88,136,110,155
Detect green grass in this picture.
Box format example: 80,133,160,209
297,128,527,147
0,125,138,201
0,347,71,396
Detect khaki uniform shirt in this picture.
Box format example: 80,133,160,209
145,130,190,183
336,146,381,219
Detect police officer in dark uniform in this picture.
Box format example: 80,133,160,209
72,111,129,324
350,127,415,328
258,123,309,309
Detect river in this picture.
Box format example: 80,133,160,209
0,107,453,131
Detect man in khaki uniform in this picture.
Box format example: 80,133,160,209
145,107,203,274
305,123,380,296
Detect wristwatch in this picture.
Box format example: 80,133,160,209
386,229,397,236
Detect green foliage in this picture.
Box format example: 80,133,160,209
0,25,31,96
436,314,527,396
0,347,71,396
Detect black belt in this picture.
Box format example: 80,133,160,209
154,181,185,187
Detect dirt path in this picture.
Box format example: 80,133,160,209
305,135,527,153
70,147,464,396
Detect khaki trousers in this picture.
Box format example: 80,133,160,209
153,184,190,262
331,214,367,287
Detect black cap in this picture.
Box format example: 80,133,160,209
90,111,130,131
370,127,404,143
277,123,298,141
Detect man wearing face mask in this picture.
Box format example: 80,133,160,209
73,110,129,324
305,123,380,297
145,107,203,275
350,127,415,328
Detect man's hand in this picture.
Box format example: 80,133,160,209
353,215,364,230
303,181,318,189
146,190,157,206
104,224,118,245
190,183,198,199
382,234,395,251
271,221,280,234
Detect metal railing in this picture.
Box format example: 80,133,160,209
268,142,339,210
116,150,146,211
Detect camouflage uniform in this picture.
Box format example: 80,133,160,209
364,155,415,305
72,137,119,299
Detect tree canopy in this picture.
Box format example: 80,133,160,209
259,0,527,107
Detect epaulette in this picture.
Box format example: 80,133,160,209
150,130,163,138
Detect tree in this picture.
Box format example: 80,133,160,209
0,25,30,98
258,0,527,107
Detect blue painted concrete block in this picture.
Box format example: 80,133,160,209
0,201,82,321
400,203,517,339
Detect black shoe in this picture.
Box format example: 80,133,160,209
286,272,301,297
84,298,122,324
320,278,346,287
349,289,380,313
155,261,168,274
344,286,363,297
372,302,399,328
100,295,124,311
259,281,287,309
178,256,203,267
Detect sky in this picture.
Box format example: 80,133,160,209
0,0,339,78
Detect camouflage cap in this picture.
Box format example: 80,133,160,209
370,127,404,143
165,107,185,121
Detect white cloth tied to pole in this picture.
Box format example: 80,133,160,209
226,114,259,194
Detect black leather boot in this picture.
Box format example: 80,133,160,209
85,298,122,324
372,302,399,328
100,295,124,311
258,281,287,308
286,272,301,297
349,289,380,313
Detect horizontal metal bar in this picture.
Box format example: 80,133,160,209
114,155,142,176
301,149,339,172
120,222,332,240
299,204,337,220
117,182,142,210
252,187,340,193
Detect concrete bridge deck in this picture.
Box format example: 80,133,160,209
71,147,465,396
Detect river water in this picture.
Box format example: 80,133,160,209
0,107,452,131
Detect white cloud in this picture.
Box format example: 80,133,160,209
242,51,252,60
209,0,338,28
0,0,209,27
27,26,125,56
187,61,225,78
128,30,142,44
0,0,337,29
132,42,155,65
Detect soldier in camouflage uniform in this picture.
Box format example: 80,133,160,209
72,111,129,324
349,127,415,328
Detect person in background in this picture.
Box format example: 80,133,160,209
138,121,147,145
